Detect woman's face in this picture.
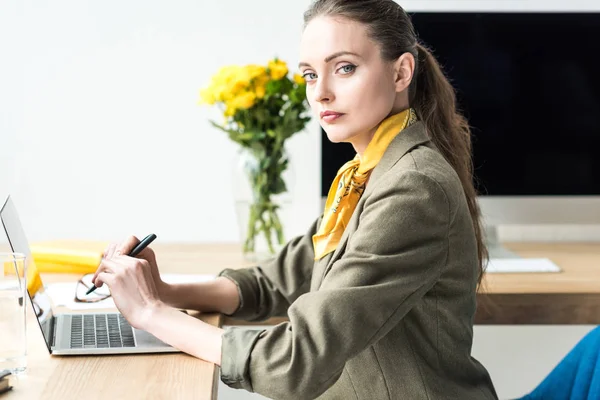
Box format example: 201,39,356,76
299,16,403,155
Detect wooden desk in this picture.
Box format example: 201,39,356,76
10,241,227,400
9,241,600,399
15,309,221,400
475,242,600,325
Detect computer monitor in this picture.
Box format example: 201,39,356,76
320,11,600,256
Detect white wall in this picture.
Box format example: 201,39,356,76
0,1,22,225
0,0,322,243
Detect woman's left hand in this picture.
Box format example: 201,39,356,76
94,254,163,330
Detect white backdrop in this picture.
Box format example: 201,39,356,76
0,0,323,243
1,0,599,244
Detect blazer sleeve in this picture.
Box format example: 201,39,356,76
217,215,322,321
220,170,452,399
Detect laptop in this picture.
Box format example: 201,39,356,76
0,195,179,355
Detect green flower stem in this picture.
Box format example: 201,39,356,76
259,209,275,254
244,204,258,253
270,207,285,243
243,194,285,256
240,145,289,258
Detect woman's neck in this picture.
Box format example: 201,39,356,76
353,103,411,159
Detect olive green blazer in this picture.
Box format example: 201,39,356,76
218,121,498,400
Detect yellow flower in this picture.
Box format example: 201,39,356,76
255,84,266,99
199,87,216,105
246,64,267,80
253,74,269,99
208,65,246,102
231,80,248,97
268,59,288,80
201,58,303,121
240,65,267,99
224,104,237,117
231,91,256,110
293,73,305,85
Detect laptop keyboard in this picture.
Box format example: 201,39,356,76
70,314,136,348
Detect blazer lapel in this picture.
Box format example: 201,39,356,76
362,121,431,199
324,121,432,269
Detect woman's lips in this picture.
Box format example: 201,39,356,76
320,111,345,123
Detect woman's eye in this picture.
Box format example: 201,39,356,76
338,64,356,74
302,72,317,81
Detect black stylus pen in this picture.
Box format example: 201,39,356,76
85,233,157,295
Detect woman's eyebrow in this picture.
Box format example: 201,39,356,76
298,51,361,68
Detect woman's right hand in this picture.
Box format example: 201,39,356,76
94,236,170,302
94,236,240,313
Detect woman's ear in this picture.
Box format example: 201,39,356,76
393,52,415,93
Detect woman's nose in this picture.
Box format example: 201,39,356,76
313,78,334,104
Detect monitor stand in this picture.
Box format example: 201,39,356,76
484,225,521,259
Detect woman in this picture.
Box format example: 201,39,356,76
92,0,498,398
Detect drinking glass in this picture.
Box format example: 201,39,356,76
0,252,27,373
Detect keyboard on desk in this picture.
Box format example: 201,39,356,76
70,314,136,349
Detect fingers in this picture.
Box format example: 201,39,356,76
117,236,156,263
93,256,150,286
103,242,119,260
95,235,155,288
92,261,107,288
135,245,156,262
117,235,141,256
106,235,156,261
92,257,119,287
113,255,150,272
97,236,140,280
95,272,115,289
103,235,141,260
97,241,119,286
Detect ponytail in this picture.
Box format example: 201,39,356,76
412,43,488,286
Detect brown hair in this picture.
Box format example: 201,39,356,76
304,0,488,285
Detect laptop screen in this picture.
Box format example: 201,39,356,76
1,196,55,352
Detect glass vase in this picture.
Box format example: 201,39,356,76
232,146,295,262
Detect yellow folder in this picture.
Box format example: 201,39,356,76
3,243,104,296
29,245,102,274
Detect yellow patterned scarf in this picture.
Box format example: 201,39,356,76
312,108,418,260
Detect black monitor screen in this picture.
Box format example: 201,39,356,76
320,12,600,196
